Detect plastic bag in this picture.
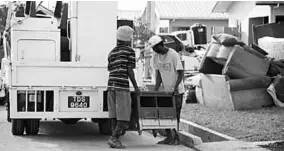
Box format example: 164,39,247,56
267,84,284,107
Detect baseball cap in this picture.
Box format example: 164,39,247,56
117,26,134,42
147,35,163,50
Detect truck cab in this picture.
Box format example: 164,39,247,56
171,30,195,48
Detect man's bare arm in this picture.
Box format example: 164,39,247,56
174,70,184,90
154,70,162,91
128,67,139,91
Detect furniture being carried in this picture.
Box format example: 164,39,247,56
129,91,178,135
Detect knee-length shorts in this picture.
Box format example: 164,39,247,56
107,89,132,122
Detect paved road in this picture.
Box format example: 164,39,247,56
0,106,192,151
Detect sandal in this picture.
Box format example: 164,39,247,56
157,137,173,145
107,137,126,149
168,139,180,145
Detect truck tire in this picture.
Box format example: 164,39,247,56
7,108,10,122
98,119,112,135
91,118,99,123
0,97,5,105
6,102,11,123
11,119,25,135
5,91,10,122
25,119,40,135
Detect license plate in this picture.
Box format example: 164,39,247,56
68,96,90,108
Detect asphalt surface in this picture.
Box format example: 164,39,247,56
0,106,192,151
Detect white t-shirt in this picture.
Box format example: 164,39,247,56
153,48,185,94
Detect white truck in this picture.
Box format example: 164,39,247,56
171,30,195,49
2,1,143,135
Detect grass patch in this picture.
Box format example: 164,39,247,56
181,104,284,142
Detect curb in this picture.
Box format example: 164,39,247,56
253,140,284,146
180,119,237,142
178,130,203,147
156,129,202,147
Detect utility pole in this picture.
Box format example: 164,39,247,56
146,1,156,33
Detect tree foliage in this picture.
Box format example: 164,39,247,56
133,17,155,47
0,4,8,33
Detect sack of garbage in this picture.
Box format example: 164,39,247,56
185,88,197,104
267,59,284,77
212,33,245,47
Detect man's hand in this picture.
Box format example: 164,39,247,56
135,87,140,94
174,86,179,95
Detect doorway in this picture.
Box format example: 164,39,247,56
249,16,269,45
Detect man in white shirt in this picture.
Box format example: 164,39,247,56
147,35,185,145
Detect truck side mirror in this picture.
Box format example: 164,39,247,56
25,1,36,17
54,1,63,19
25,1,31,15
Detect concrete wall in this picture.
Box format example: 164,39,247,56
169,19,228,42
227,1,270,44
271,5,284,23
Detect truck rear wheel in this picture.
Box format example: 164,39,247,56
11,119,25,135
98,119,113,135
25,119,40,135
5,91,11,122
6,102,11,123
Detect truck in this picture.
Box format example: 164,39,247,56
1,1,143,135
171,23,208,52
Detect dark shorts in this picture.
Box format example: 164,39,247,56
107,89,132,121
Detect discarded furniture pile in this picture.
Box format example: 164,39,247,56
185,33,284,110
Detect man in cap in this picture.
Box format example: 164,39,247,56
147,35,185,145
107,25,140,149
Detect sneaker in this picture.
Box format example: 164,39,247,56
157,137,174,145
107,137,126,149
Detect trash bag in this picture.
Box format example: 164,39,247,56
267,59,284,77
212,33,245,47
185,88,197,104
267,84,284,107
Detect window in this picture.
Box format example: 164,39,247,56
178,27,190,31
159,27,169,33
176,33,187,41
160,36,174,44
263,16,269,24
276,16,284,24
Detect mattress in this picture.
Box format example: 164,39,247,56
258,36,284,60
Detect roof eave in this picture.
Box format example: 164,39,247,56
255,1,284,6
212,1,234,13
160,17,228,20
